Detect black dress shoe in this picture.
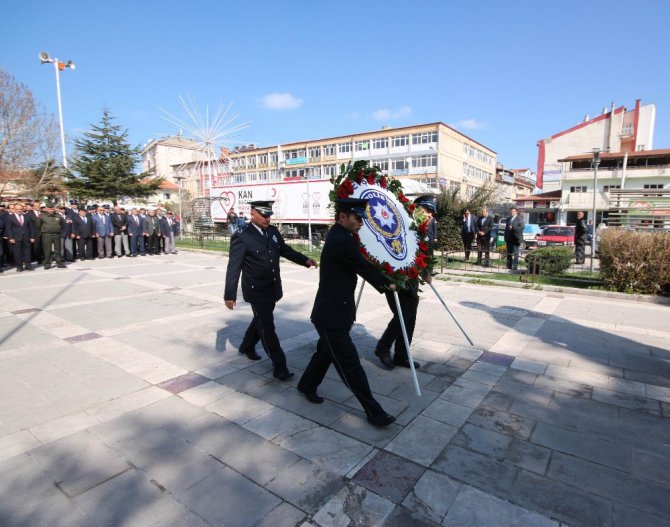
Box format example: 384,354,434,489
393,358,420,369
24,265,34,271
16,267,24,272
367,412,396,427
374,349,395,369
239,349,262,361
273,368,295,381
56,263,66,268
297,386,324,404
44,264,52,270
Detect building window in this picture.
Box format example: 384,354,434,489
323,144,336,156
450,181,461,193
570,186,587,193
322,164,337,177
603,185,621,191
371,160,388,171
247,156,257,168
308,146,321,158
412,154,437,168
234,173,246,183
467,185,477,198
354,140,370,151
338,142,352,154
248,172,257,182
417,177,438,187
372,138,388,149
643,184,664,189
259,154,268,165
391,158,409,170
411,132,438,144
309,166,321,177
163,192,171,200
392,135,409,147
258,171,268,181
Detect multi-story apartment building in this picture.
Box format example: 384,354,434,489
175,122,496,198
141,136,210,185
537,100,655,191
557,149,670,225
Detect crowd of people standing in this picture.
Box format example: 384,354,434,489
0,200,181,273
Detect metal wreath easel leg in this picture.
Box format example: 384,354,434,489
393,290,421,397
428,282,474,347
355,280,365,312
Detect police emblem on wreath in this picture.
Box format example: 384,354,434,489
330,160,434,288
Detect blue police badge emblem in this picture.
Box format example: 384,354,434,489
352,182,418,270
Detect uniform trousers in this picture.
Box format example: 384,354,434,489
299,326,385,418
61,236,74,261
239,301,288,369
377,289,419,361
42,234,63,265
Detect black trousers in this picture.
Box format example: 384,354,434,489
12,239,31,267
575,236,587,263
32,235,43,262
42,234,63,265
377,289,419,361
462,232,475,259
476,236,491,264
239,301,287,369
146,233,159,254
76,237,93,260
298,326,385,418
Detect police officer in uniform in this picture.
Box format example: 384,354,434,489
298,198,397,427
375,195,435,371
36,201,66,269
224,200,318,380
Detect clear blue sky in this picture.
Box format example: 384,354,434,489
3,0,669,171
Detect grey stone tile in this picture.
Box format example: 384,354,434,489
382,504,442,527
451,423,513,458
632,447,670,486
175,466,281,527
506,439,551,475
74,469,195,527
0,488,90,527
422,399,474,428
401,470,461,523
531,421,630,471
477,390,515,413
254,502,307,527
29,430,131,497
352,450,425,504
311,483,395,527
177,380,235,407
265,458,346,512
467,408,537,440
386,416,458,467
511,357,548,375
439,378,492,409
244,405,318,442
329,412,402,448
478,351,515,368
444,484,558,526
534,374,594,399
206,391,274,425
614,503,670,527
469,360,507,377
432,445,519,496
155,372,209,394
592,387,661,414
278,427,373,476
509,470,613,527
547,451,670,520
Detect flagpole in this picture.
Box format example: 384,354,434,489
428,282,474,346
393,291,421,396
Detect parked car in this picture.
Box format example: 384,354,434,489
537,225,575,247
522,224,542,249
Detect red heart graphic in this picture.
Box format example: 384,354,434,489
216,191,236,214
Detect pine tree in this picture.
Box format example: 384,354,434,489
66,109,161,202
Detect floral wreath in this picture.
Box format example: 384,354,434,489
330,160,435,289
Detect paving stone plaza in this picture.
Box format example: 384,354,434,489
1,251,669,526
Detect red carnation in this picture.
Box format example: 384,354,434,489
356,172,363,184
359,246,367,255
380,177,387,189
382,262,394,275
418,242,429,252
398,193,408,204
418,221,427,234
409,204,416,213
407,267,419,279
366,174,376,185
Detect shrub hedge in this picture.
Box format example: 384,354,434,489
598,229,670,295
524,247,573,275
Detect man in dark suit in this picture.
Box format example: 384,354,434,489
298,198,397,427
460,208,478,262
225,200,317,380
160,211,178,254
143,209,161,255
574,211,588,264
112,206,130,257
74,207,96,260
476,206,494,266
58,205,75,262
6,202,36,271
127,207,144,256
504,207,524,271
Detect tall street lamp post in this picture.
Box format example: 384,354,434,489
39,51,75,169
590,148,602,273
305,166,312,251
